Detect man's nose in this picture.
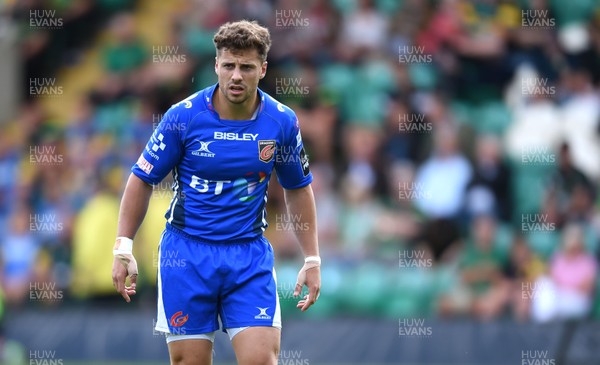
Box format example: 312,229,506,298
231,66,242,81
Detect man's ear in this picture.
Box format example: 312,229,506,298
214,56,218,74
260,61,268,79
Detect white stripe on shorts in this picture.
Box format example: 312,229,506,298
155,231,169,333
166,332,216,343
272,268,282,328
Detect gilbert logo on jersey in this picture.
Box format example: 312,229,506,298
258,140,276,163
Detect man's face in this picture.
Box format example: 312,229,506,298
215,48,267,105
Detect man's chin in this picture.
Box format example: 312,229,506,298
226,93,248,104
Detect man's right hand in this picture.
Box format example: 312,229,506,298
112,238,138,303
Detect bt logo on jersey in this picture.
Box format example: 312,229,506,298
188,172,268,200
190,176,231,195
214,132,258,141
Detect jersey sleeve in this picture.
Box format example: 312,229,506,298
274,114,313,189
131,106,186,185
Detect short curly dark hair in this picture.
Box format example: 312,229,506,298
213,20,272,62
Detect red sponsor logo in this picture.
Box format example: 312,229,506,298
258,140,276,163
170,311,188,327
137,155,154,175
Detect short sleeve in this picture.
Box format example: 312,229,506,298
274,114,313,189
131,106,185,185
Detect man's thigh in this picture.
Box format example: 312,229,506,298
167,337,214,365
219,237,281,329
156,229,221,335
231,327,281,365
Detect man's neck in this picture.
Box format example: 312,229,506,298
214,87,259,120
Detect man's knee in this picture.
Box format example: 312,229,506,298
232,327,281,365
168,339,213,365
241,347,279,365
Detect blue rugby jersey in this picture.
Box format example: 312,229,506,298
131,84,312,242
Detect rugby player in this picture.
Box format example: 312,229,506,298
111,20,320,365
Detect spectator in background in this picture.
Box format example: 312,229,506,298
338,125,383,259
308,164,340,258
384,97,429,164
505,0,557,80
505,235,546,322
303,0,341,63
70,167,122,300
64,98,98,209
466,134,512,222
1,204,40,304
0,132,21,233
531,224,597,322
338,0,388,61
504,64,562,161
415,124,471,220
293,100,338,164
546,143,596,227
439,215,510,320
101,12,148,90
338,169,380,260
559,68,600,180
370,161,422,260
267,0,339,63
415,124,471,260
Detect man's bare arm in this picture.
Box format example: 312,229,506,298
112,173,153,302
283,184,320,311
117,173,153,238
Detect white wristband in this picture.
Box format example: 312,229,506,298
113,237,134,255
304,256,321,265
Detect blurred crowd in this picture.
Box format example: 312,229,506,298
1,0,600,323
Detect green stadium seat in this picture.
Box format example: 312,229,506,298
383,266,437,317
525,230,560,260
494,222,515,262
184,28,218,57
331,0,357,14
377,0,403,13
508,158,555,219
408,63,438,90
550,0,598,25
319,64,355,104
358,60,397,94
449,100,476,127
343,263,390,315
472,102,512,135
194,65,218,89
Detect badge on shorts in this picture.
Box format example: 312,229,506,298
258,140,276,163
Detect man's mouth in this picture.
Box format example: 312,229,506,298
229,85,244,95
